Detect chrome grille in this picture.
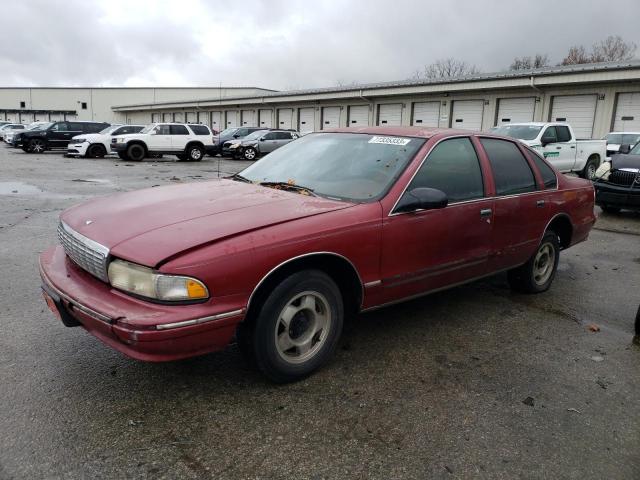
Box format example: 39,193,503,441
57,221,110,282
609,170,640,187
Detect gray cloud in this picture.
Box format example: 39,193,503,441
0,0,638,90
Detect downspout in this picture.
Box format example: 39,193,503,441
530,76,544,122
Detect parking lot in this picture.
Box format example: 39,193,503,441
1,146,639,479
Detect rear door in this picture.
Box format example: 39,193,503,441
260,131,278,152
478,137,548,270
170,124,190,151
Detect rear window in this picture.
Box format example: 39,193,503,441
189,125,211,135
556,126,572,142
480,138,537,196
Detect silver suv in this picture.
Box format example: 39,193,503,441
225,129,300,160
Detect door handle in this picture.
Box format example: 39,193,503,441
536,200,545,207
480,208,492,217
570,146,576,149
556,146,562,150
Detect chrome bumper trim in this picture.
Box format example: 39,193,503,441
155,309,244,330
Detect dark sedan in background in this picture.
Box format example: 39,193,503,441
594,142,640,213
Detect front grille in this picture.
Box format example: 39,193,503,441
57,222,110,282
608,170,640,187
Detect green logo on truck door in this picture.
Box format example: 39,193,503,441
543,152,560,158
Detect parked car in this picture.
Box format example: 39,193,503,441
0,123,26,141
111,123,214,161
490,122,606,179
213,127,267,156
593,143,640,213
67,124,145,158
20,121,110,153
39,127,595,382
225,129,300,160
603,131,640,159
10,122,52,148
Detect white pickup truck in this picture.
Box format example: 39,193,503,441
490,122,606,179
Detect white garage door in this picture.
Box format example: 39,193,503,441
412,102,440,127
259,109,273,128
151,113,162,123
19,112,34,123
452,100,484,131
185,112,196,124
5,113,16,122
241,110,256,127
551,95,597,138
210,111,222,130
34,113,48,122
163,112,173,122
496,97,535,125
348,105,368,127
377,104,402,126
225,111,238,128
197,111,209,126
298,108,315,134
277,108,294,129
613,92,640,131
322,106,340,129
173,112,184,123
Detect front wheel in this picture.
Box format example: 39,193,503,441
86,144,106,158
126,143,146,162
244,270,344,383
27,139,46,153
508,231,560,293
243,147,258,160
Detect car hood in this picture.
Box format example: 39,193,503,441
71,133,102,141
611,154,640,170
60,179,352,267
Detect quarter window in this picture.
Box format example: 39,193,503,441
407,137,484,203
275,132,291,140
526,147,558,189
189,125,211,135
170,125,189,135
263,132,277,140
480,138,537,195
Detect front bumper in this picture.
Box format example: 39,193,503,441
67,142,89,156
594,181,640,210
39,246,244,362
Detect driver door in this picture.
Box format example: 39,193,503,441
540,126,574,172
48,122,73,146
148,125,172,150
379,137,494,304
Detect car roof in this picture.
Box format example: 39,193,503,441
320,126,477,139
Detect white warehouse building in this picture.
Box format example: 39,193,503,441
112,61,640,139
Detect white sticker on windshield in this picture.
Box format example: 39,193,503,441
368,136,411,146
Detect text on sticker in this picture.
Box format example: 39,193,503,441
368,136,411,146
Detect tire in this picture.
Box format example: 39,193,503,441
243,147,257,161
508,231,560,294
126,143,146,162
86,144,106,158
186,144,204,162
244,270,344,383
601,204,621,214
581,156,599,180
117,152,129,160
27,139,46,153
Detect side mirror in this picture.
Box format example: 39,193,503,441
233,134,239,138
619,144,631,154
260,137,266,141
540,135,555,146
395,188,448,213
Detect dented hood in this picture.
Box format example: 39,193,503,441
61,179,351,266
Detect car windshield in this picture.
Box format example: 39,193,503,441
490,125,543,140
605,133,640,145
629,143,640,155
219,128,238,136
239,133,425,202
243,130,270,141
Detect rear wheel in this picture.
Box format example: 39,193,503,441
126,143,146,162
186,144,204,162
86,144,106,158
508,231,560,293
581,156,599,180
241,270,344,383
28,139,46,153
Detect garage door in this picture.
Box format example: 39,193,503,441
277,109,294,129
412,102,440,127
241,110,256,126
151,113,162,123
259,109,273,128
5,113,16,122
613,92,640,131
185,112,196,124
298,108,315,134
496,97,535,125
163,113,173,122
348,105,369,127
210,111,222,131
451,100,484,130
322,106,340,129
19,112,34,123
551,95,597,138
197,111,209,126
225,111,238,128
377,104,402,126
174,112,184,123
34,113,48,122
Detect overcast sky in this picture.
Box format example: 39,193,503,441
1,0,638,91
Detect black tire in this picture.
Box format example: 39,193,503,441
117,152,129,160
243,147,258,161
186,144,204,162
86,144,106,158
244,270,344,383
600,204,621,214
126,143,146,162
581,156,599,180
508,231,560,294
27,139,46,153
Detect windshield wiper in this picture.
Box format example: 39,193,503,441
228,173,252,183
259,181,318,197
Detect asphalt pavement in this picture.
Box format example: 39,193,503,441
1,147,639,479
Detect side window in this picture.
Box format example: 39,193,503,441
276,132,291,140
50,122,70,132
408,137,484,203
480,138,537,195
170,125,189,135
68,122,84,131
155,125,171,135
263,132,277,140
526,147,558,189
113,127,128,135
236,128,249,137
556,126,572,142
541,126,557,143
189,125,210,135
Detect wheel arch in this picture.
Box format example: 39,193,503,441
545,213,573,249
185,140,205,151
126,140,148,153
244,252,364,324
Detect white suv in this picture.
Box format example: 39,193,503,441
111,123,215,162
67,124,145,158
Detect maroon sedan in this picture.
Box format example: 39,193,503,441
40,127,596,382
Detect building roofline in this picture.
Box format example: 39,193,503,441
0,86,278,91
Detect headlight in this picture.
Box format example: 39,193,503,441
108,259,209,302
114,137,124,143
73,138,87,143
229,143,240,149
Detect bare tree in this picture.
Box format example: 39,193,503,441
413,58,480,80
560,45,591,65
561,36,637,65
510,54,550,70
